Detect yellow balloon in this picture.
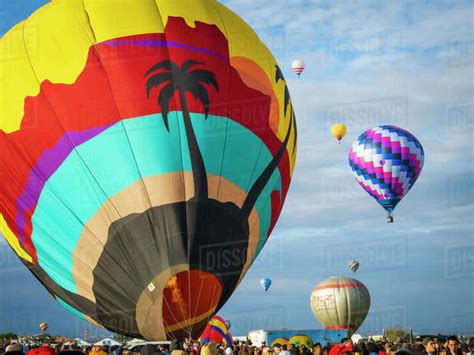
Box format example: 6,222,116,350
331,123,347,143
288,334,313,348
271,338,289,347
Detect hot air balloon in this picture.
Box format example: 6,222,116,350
199,315,233,347
225,321,232,330
271,338,289,347
288,334,313,348
330,123,347,143
348,260,359,273
310,276,370,336
348,125,424,223
260,278,272,292
39,323,49,332
291,60,305,76
0,0,297,341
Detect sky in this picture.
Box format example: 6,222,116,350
1,0,473,340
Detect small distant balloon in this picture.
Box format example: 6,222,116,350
260,278,272,292
348,260,359,273
330,123,347,143
39,322,48,332
225,320,232,330
291,60,305,76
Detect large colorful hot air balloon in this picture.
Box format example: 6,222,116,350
348,125,424,223
291,60,305,76
39,323,49,332
199,315,233,347
260,278,272,292
330,123,347,143
310,276,370,336
0,0,297,341
348,260,359,273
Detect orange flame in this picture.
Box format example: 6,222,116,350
165,276,189,320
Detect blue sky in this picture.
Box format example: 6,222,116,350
1,0,473,339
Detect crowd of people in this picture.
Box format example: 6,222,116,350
1,336,473,355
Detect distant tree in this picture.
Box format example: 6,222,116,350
384,327,411,342
0,333,18,341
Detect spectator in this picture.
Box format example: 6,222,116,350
446,337,462,355
394,350,411,355
423,338,437,355
279,345,291,355
466,338,474,355
5,344,25,355
329,338,353,355
201,344,217,355
411,343,425,354
367,342,378,355
313,344,322,355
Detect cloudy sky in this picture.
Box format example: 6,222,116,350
1,0,473,339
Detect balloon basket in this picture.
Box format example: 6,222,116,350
386,214,394,223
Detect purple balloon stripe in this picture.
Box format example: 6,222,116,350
15,124,113,243
103,39,229,61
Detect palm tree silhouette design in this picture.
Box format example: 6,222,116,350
24,61,297,340
145,59,295,216
145,59,217,201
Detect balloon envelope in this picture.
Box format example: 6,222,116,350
271,338,289,347
260,278,272,292
291,60,305,76
330,123,347,142
348,260,359,273
0,0,297,341
199,315,233,347
39,323,48,332
348,125,424,218
310,276,370,336
288,334,313,348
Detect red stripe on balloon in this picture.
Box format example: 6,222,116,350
313,283,362,291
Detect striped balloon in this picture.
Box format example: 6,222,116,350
348,260,359,273
199,315,233,347
348,125,424,222
291,60,305,76
310,276,370,336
